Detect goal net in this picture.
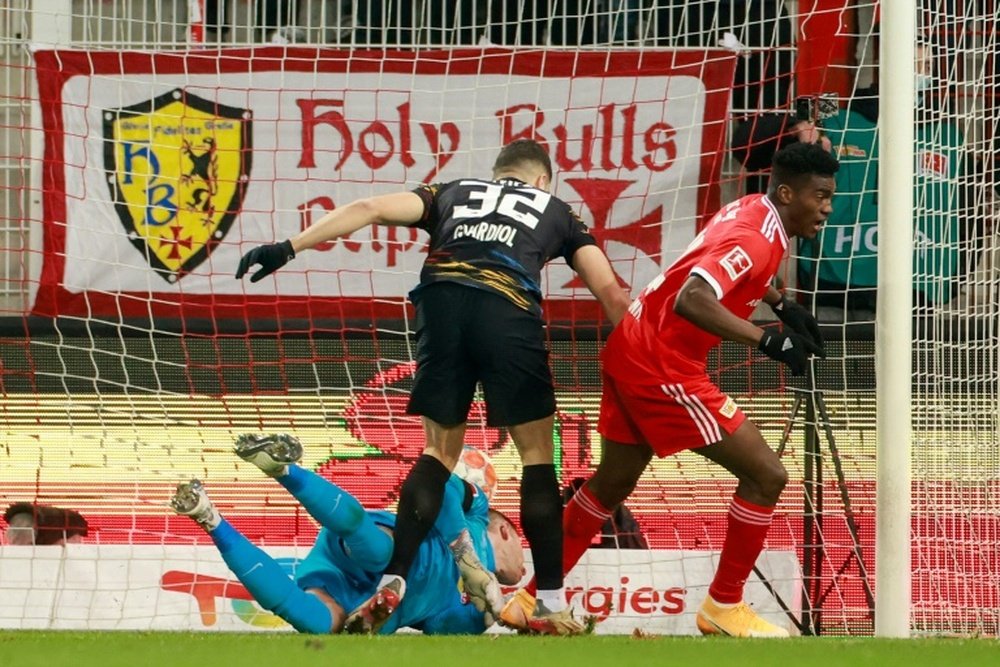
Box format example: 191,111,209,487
0,0,996,636
907,0,999,636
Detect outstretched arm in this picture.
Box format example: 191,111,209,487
570,245,630,325
290,191,426,254
236,191,425,282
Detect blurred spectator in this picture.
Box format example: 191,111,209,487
354,1,486,47
348,0,643,48
4,503,88,546
203,0,230,41
354,0,415,45
204,0,303,43
423,1,484,45
549,1,640,46
487,0,546,46
489,0,640,47
654,1,793,112
256,0,301,42
563,478,648,549
605,0,641,44
732,37,982,318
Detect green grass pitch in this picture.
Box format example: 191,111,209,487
2,632,999,667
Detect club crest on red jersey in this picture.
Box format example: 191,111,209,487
719,245,753,281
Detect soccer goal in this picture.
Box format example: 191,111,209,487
0,0,996,637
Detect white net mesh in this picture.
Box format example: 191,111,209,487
909,0,999,636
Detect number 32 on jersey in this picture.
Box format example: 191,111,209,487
452,180,551,229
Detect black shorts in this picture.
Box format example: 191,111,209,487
406,282,556,427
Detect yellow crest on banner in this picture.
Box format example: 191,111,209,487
103,89,252,282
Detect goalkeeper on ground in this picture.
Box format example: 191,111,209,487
171,434,524,634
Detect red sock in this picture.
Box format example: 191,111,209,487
563,483,613,574
708,495,775,604
523,483,612,598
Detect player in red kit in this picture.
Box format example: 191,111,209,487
505,142,837,637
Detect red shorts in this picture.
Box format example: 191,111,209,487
597,370,747,457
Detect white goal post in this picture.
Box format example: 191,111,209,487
875,0,914,639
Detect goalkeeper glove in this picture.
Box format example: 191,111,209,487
757,330,824,376
770,295,825,353
235,239,295,283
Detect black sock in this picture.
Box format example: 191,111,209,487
385,454,451,578
521,463,563,591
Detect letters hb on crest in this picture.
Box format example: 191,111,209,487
103,88,252,282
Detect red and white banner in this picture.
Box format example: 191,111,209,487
0,545,800,635
33,48,735,320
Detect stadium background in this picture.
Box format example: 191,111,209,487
1,0,997,638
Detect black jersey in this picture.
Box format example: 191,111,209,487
409,178,597,315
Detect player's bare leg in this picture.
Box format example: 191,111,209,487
421,417,468,469
692,420,790,637
499,415,585,635
562,437,653,573
584,438,655,510
502,437,652,634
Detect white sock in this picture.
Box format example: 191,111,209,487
708,594,738,609
536,589,566,612
199,515,221,531
196,505,221,531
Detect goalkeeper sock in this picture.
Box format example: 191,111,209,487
562,480,612,575
709,494,775,604
521,464,564,592
210,518,333,634
277,464,392,570
384,454,451,578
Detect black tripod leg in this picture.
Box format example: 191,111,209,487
816,392,876,616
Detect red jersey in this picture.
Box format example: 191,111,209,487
605,194,788,380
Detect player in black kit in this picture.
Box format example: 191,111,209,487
236,140,630,635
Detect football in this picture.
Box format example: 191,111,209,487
452,445,499,500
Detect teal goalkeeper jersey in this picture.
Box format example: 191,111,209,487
296,475,495,635
369,478,494,635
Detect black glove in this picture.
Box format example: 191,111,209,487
771,296,825,353
757,330,824,376
235,239,295,283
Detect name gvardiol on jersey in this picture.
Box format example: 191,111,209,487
452,221,518,247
